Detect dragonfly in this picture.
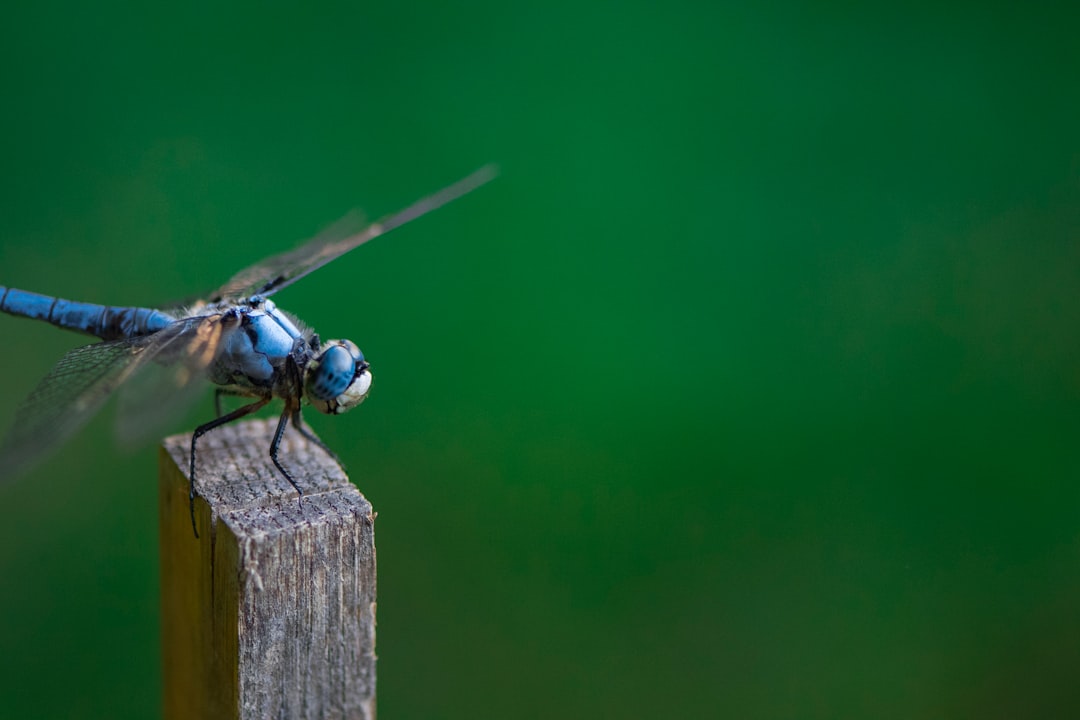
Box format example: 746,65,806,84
0,164,497,537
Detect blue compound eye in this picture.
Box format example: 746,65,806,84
308,344,356,401
304,339,372,414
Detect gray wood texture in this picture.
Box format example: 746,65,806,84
159,418,376,720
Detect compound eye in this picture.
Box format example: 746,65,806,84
305,340,372,414
308,344,356,401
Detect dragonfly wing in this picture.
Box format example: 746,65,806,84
0,339,149,481
211,164,498,301
113,312,241,446
211,209,369,301
0,312,239,481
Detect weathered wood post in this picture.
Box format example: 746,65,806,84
158,418,377,720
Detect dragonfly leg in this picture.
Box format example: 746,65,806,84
213,388,249,418
188,397,271,538
270,409,305,508
291,409,345,469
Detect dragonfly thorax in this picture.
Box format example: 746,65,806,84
304,339,372,414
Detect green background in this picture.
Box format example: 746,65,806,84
2,2,1079,718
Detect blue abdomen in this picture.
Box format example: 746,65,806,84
0,285,174,341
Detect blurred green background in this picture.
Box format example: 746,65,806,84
1,2,1079,718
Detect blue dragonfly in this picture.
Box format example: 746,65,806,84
0,165,496,536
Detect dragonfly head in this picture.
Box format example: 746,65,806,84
304,339,372,414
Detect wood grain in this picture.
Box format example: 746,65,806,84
159,418,376,720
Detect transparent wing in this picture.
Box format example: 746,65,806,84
113,311,241,446
211,164,498,301
0,311,238,481
113,359,210,448
0,339,149,481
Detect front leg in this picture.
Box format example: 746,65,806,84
270,406,305,506
188,397,270,538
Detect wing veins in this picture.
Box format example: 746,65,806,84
213,164,498,300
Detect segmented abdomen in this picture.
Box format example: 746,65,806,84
0,285,174,341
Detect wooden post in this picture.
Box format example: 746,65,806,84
158,418,377,720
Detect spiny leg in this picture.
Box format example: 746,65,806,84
291,408,345,469
188,397,270,538
270,408,305,508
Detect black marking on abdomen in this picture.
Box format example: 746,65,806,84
0,285,173,340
